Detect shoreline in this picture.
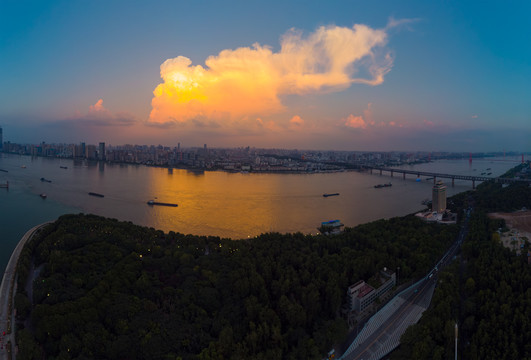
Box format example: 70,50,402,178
0,221,51,359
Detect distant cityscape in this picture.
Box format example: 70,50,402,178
0,126,526,173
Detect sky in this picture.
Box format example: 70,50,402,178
1,0,530,152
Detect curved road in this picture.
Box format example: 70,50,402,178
0,222,51,359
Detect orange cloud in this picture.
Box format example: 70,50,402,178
344,102,375,129
256,117,281,132
150,24,393,125
89,99,105,112
289,115,304,127
344,114,367,129
343,102,404,129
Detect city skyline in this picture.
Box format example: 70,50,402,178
1,1,530,152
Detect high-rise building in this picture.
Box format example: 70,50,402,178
98,142,106,161
87,145,97,160
0,126,3,151
432,180,447,213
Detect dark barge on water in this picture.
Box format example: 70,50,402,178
88,192,104,198
147,200,178,207
323,193,340,197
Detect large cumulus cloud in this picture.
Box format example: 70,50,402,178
149,24,393,125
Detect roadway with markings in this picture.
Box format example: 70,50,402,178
340,277,436,360
339,210,470,360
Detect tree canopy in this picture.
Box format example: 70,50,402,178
15,212,457,360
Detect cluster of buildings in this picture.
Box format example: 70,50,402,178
415,180,457,224
1,126,518,173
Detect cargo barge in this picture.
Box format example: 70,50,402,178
147,200,178,207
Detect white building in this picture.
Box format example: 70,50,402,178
348,268,396,312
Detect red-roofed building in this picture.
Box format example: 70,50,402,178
347,268,396,312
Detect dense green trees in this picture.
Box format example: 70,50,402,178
14,212,456,359
392,173,531,360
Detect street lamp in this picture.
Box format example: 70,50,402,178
396,266,400,285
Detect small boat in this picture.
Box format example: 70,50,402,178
323,193,339,197
374,183,392,188
40,177,52,183
21,165,26,168
487,172,492,175
0,169,8,173
40,193,47,199
88,192,104,198
486,168,491,170
60,166,68,169
147,200,178,207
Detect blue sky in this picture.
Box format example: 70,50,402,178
1,0,530,152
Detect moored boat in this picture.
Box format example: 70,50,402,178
40,193,47,199
88,192,104,198
323,193,339,197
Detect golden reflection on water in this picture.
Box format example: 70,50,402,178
2,154,516,240
146,169,283,239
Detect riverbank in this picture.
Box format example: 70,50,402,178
0,222,51,360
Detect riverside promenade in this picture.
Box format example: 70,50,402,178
0,222,51,360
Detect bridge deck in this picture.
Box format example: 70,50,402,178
363,166,530,184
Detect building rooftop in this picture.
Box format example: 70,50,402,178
357,283,374,298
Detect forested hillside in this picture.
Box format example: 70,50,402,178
15,212,457,360
392,169,531,360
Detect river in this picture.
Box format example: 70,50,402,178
0,153,519,274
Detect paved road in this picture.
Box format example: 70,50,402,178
0,222,50,360
339,210,471,360
340,277,435,360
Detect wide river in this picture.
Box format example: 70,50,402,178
0,153,519,273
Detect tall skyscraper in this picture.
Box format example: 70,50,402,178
98,142,106,161
432,180,447,213
0,126,3,151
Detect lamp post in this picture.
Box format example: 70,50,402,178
396,266,400,285
455,322,458,360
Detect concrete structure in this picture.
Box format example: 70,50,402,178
432,180,447,213
348,268,396,312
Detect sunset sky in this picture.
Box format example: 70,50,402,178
1,0,530,152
